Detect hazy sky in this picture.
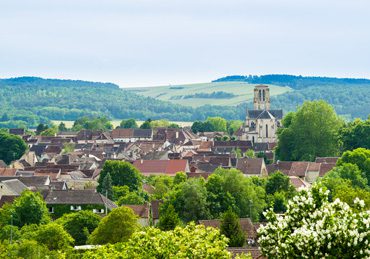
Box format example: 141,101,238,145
1,0,370,87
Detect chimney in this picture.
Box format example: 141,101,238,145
140,159,143,164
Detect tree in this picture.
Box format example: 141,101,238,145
117,192,145,206
265,171,294,195
58,122,67,131
73,116,113,131
191,121,203,133
83,223,231,259
97,160,142,193
276,100,343,161
120,119,138,129
0,190,50,227
206,117,227,132
62,142,75,154
171,178,210,222
258,184,370,258
227,120,243,136
33,223,74,250
325,163,368,189
244,149,255,158
339,118,370,151
173,172,187,186
101,173,113,200
56,210,101,246
36,123,49,135
157,204,181,231
0,132,27,165
220,208,245,247
337,148,370,185
140,119,152,129
88,206,139,245
40,125,58,136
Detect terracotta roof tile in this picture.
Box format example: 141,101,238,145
133,160,188,176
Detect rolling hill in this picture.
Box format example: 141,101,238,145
128,82,291,107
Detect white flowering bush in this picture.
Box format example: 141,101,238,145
258,184,370,258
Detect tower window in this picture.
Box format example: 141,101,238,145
259,90,262,101
266,124,268,138
262,90,265,101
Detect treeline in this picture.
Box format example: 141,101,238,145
213,74,370,90
0,77,244,128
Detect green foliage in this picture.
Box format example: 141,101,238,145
62,142,75,154
83,223,231,258
56,210,101,246
0,132,27,165
58,122,68,131
157,204,181,231
101,173,113,200
265,171,294,195
0,190,50,228
170,178,210,222
112,185,130,201
207,168,266,221
36,123,49,135
119,118,138,129
227,120,243,135
276,100,343,161
0,225,20,242
72,116,113,131
40,125,58,136
339,118,370,151
220,208,245,247
33,223,74,250
97,160,142,193
244,149,255,158
140,119,152,129
206,117,227,132
337,148,370,185
0,239,55,259
117,192,145,206
88,206,139,245
324,164,368,189
173,172,187,186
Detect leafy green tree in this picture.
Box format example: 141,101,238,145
56,210,101,246
244,149,255,158
227,120,243,136
191,121,203,133
140,119,152,129
40,125,58,136
206,117,227,132
150,119,170,128
73,116,113,131
58,122,67,131
36,123,49,135
276,100,343,161
0,190,50,227
325,163,368,189
0,132,27,165
120,119,138,129
220,208,245,247
337,148,370,185
157,204,181,231
88,207,139,245
101,173,113,200
269,191,288,213
0,225,20,241
207,168,266,221
62,142,75,154
168,123,180,128
97,160,142,193
83,223,231,259
117,192,145,205
33,223,74,250
339,118,370,151
112,185,130,201
265,171,294,195
173,172,187,186
171,178,210,222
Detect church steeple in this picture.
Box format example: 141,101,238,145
253,84,270,110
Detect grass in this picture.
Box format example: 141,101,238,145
127,81,292,107
51,120,194,129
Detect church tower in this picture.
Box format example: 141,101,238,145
253,85,270,110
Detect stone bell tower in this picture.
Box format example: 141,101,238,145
253,85,270,110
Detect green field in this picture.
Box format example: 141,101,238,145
127,82,292,107
52,120,194,129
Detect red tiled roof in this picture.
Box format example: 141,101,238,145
236,158,263,175
111,129,134,138
289,176,310,189
133,160,188,176
124,204,149,218
307,162,321,172
315,157,339,164
0,168,17,176
319,163,336,177
288,162,309,177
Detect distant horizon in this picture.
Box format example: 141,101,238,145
2,72,370,88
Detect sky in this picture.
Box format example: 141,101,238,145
1,0,370,87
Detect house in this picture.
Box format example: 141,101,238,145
133,159,190,176
236,158,268,177
0,179,28,195
213,141,252,154
9,128,25,136
44,189,117,218
123,204,150,226
111,129,153,143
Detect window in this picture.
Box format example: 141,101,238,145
93,209,105,214
48,207,54,213
70,205,82,211
266,124,268,138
